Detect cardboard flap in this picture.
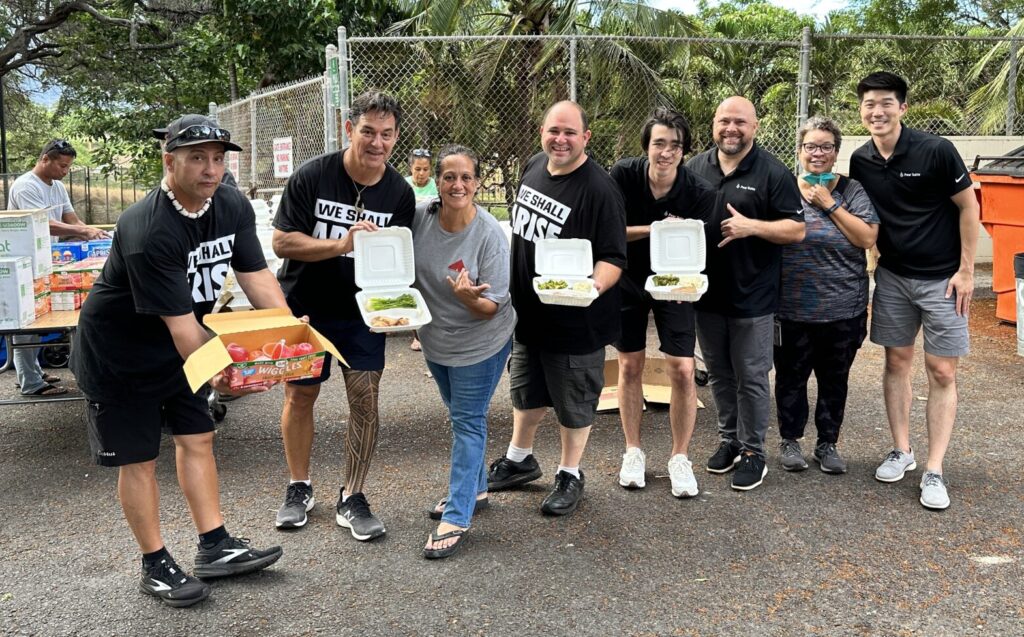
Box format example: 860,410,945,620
308,325,346,364
184,338,233,393
203,307,296,334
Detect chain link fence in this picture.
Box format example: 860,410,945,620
215,31,1024,211
1,166,148,224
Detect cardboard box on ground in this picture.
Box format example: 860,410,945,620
597,358,705,413
183,308,348,392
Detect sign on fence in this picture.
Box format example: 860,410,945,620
273,137,294,178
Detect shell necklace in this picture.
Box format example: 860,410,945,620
161,178,211,220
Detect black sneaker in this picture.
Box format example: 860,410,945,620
276,482,315,529
336,490,386,541
487,454,542,491
813,442,848,474
193,536,283,579
731,453,768,491
540,470,585,516
706,440,742,474
139,555,210,608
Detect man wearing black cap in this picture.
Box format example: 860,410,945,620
72,115,289,608
153,117,239,187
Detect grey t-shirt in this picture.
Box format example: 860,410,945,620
412,201,516,367
778,177,880,322
8,171,73,227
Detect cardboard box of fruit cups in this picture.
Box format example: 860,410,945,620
532,238,600,307
644,218,708,302
353,226,433,333
182,308,346,392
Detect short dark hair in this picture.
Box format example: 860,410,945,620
42,139,77,160
541,101,589,132
798,116,843,150
435,144,480,179
856,72,908,104
349,90,403,130
641,108,692,155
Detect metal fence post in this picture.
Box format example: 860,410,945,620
795,27,812,170
338,26,350,148
569,36,577,102
208,102,218,123
249,95,258,192
325,44,340,153
1007,39,1019,136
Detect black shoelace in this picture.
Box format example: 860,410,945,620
285,483,310,506
149,558,188,586
344,493,372,517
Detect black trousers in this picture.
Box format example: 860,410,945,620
773,312,867,445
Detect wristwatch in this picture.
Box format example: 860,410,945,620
824,201,842,216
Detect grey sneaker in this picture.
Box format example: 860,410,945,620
919,471,950,510
779,439,808,471
813,442,847,474
875,448,917,483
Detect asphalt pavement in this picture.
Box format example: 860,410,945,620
1,287,1022,636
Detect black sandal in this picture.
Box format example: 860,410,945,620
427,495,490,520
26,383,68,397
423,528,468,560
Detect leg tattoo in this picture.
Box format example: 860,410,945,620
342,369,382,495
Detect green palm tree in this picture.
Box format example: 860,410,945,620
967,20,1024,134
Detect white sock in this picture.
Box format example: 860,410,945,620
507,444,532,463
290,479,311,486
341,490,350,503
558,465,580,479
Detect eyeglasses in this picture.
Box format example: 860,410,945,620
411,148,431,158
801,142,836,154
170,125,232,144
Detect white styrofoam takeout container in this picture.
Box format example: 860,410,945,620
532,238,599,308
644,219,709,302
353,226,432,333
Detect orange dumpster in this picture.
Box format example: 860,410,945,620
971,147,1024,323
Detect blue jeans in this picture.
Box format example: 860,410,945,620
425,339,511,528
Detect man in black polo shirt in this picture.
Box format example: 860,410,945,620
486,101,627,516
609,108,717,498
686,96,804,491
850,72,979,511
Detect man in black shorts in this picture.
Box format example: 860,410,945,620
271,91,415,539
610,108,717,498
487,101,627,516
72,115,288,608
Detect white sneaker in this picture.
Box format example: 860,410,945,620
618,447,646,489
919,471,950,510
668,454,699,498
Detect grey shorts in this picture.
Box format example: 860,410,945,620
508,340,605,429
870,267,969,357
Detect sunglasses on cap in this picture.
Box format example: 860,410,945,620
411,148,431,158
170,125,232,144
45,139,73,153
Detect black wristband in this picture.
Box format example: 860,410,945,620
824,201,841,216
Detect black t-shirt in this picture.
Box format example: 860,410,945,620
685,144,803,317
849,126,972,280
273,150,415,318
72,185,267,402
610,156,718,285
509,153,627,354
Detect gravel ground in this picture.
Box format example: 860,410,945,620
1,275,1022,636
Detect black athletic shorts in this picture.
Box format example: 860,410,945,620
613,276,696,358
86,385,214,467
508,340,605,429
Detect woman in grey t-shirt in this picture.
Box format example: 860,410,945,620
775,117,879,475
412,145,516,559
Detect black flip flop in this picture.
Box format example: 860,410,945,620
427,495,490,520
26,383,68,397
423,528,468,560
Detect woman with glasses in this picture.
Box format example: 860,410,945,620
775,116,879,475
411,145,516,559
406,148,438,202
